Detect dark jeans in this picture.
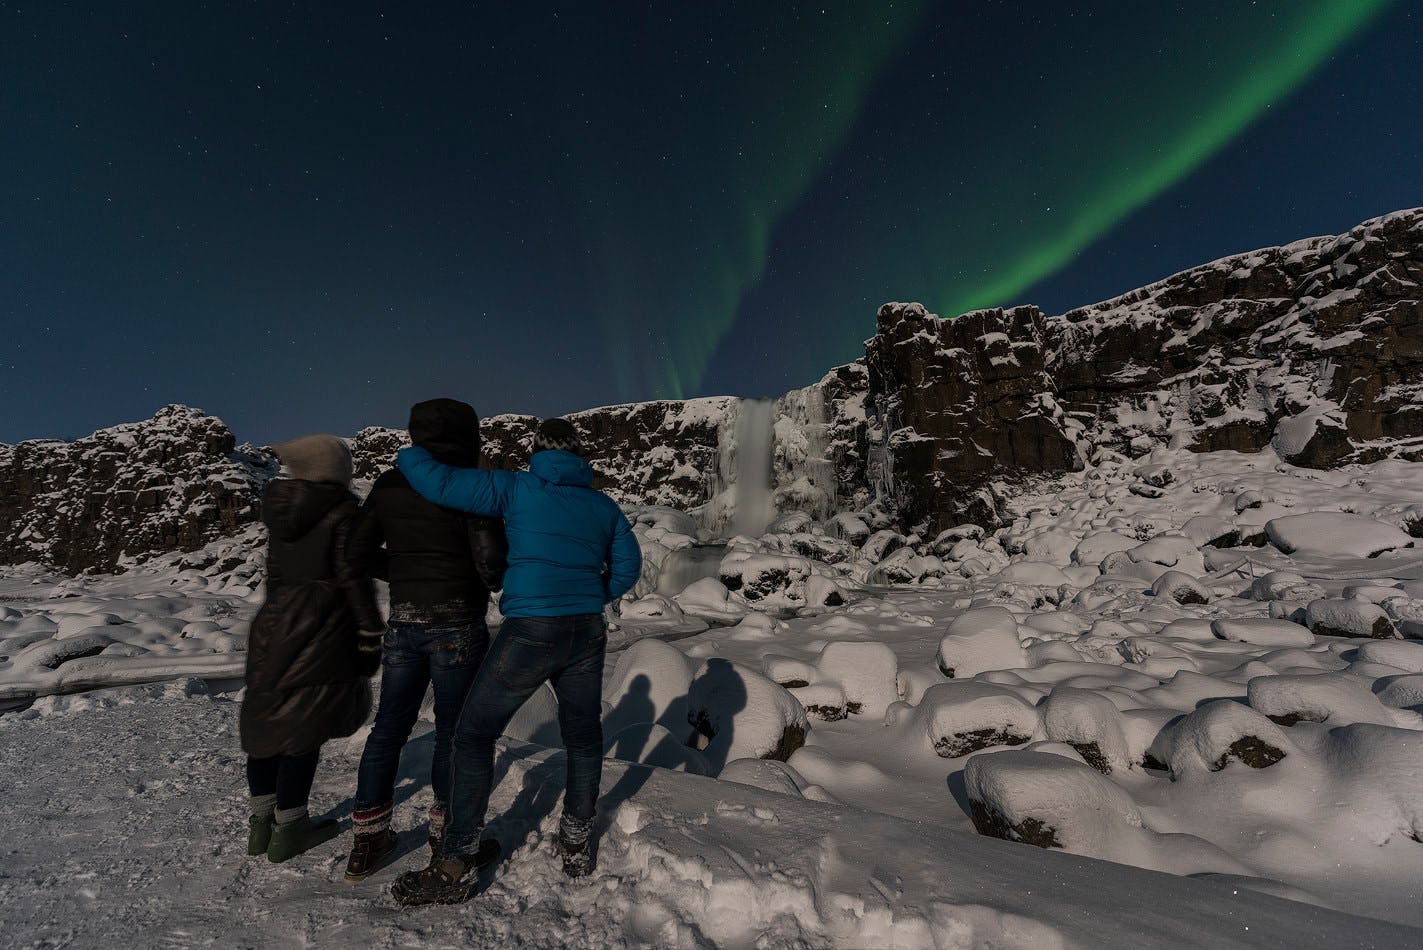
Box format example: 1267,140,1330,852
354,618,488,813
247,748,321,811
442,613,607,860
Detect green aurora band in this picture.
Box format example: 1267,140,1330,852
941,0,1398,318
605,0,1395,401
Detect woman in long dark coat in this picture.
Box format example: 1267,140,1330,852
241,435,385,863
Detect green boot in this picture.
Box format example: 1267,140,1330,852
247,815,275,856
267,815,342,864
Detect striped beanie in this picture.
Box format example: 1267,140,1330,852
532,417,582,455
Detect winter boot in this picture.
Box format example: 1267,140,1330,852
267,813,342,864
344,829,399,881
346,801,397,881
557,814,595,879
247,815,275,856
247,793,277,856
390,839,501,907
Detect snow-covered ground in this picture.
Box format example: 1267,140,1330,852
4,444,1423,946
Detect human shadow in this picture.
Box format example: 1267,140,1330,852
595,658,748,845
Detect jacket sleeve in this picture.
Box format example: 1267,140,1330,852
345,484,388,582
333,513,385,675
606,507,642,602
466,515,509,592
397,446,515,516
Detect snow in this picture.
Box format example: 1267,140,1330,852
6,431,1423,942
1265,513,1415,559
6,684,1417,946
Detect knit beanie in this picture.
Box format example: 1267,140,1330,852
273,434,353,487
532,417,582,456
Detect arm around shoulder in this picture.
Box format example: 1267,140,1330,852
397,446,513,517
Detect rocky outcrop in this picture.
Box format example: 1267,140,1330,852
0,405,275,574
852,208,1423,531
351,399,733,510
1049,209,1423,466
863,303,1079,529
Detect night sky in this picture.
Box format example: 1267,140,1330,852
5,1,1421,444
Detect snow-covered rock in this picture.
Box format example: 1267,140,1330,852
1265,513,1414,559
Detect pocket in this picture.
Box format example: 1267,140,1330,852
492,634,557,691
428,626,486,669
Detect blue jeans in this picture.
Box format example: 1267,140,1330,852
442,614,607,860
354,618,488,813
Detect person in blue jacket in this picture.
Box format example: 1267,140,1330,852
390,416,642,905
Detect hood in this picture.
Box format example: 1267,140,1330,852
529,449,593,487
262,479,352,542
408,398,480,467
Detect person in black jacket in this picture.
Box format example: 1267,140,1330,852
342,398,508,881
241,434,385,864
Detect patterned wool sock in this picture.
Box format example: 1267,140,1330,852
427,804,446,840
558,813,594,849
353,800,394,837
250,793,277,821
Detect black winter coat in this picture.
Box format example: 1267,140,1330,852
240,479,383,758
346,398,507,623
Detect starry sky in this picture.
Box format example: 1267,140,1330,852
4,1,1421,444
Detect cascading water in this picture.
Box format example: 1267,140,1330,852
693,390,836,538
730,398,777,537
654,543,730,595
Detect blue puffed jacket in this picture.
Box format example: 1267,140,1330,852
397,446,642,618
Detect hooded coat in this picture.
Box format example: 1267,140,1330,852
240,479,383,758
397,446,642,618
345,399,508,622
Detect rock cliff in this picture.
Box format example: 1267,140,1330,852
3,209,1420,572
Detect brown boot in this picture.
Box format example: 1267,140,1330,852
345,829,399,882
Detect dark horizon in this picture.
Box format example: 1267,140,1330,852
5,1,1420,444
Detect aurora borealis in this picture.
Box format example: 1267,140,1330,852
4,1,1421,441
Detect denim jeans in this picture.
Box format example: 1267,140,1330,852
442,613,607,860
354,618,488,813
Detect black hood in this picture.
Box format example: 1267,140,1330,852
408,398,480,467
262,479,352,542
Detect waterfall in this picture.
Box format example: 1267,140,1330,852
693,389,835,538
731,398,777,537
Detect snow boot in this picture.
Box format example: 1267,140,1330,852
247,815,275,857
390,839,501,907
344,829,399,882
267,815,341,864
557,814,595,879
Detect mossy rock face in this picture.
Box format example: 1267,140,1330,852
969,800,1062,850
804,703,847,723
765,724,806,762
933,728,1030,758
1171,588,1209,605
1310,617,1397,639
1212,736,1286,771
1070,741,1111,774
